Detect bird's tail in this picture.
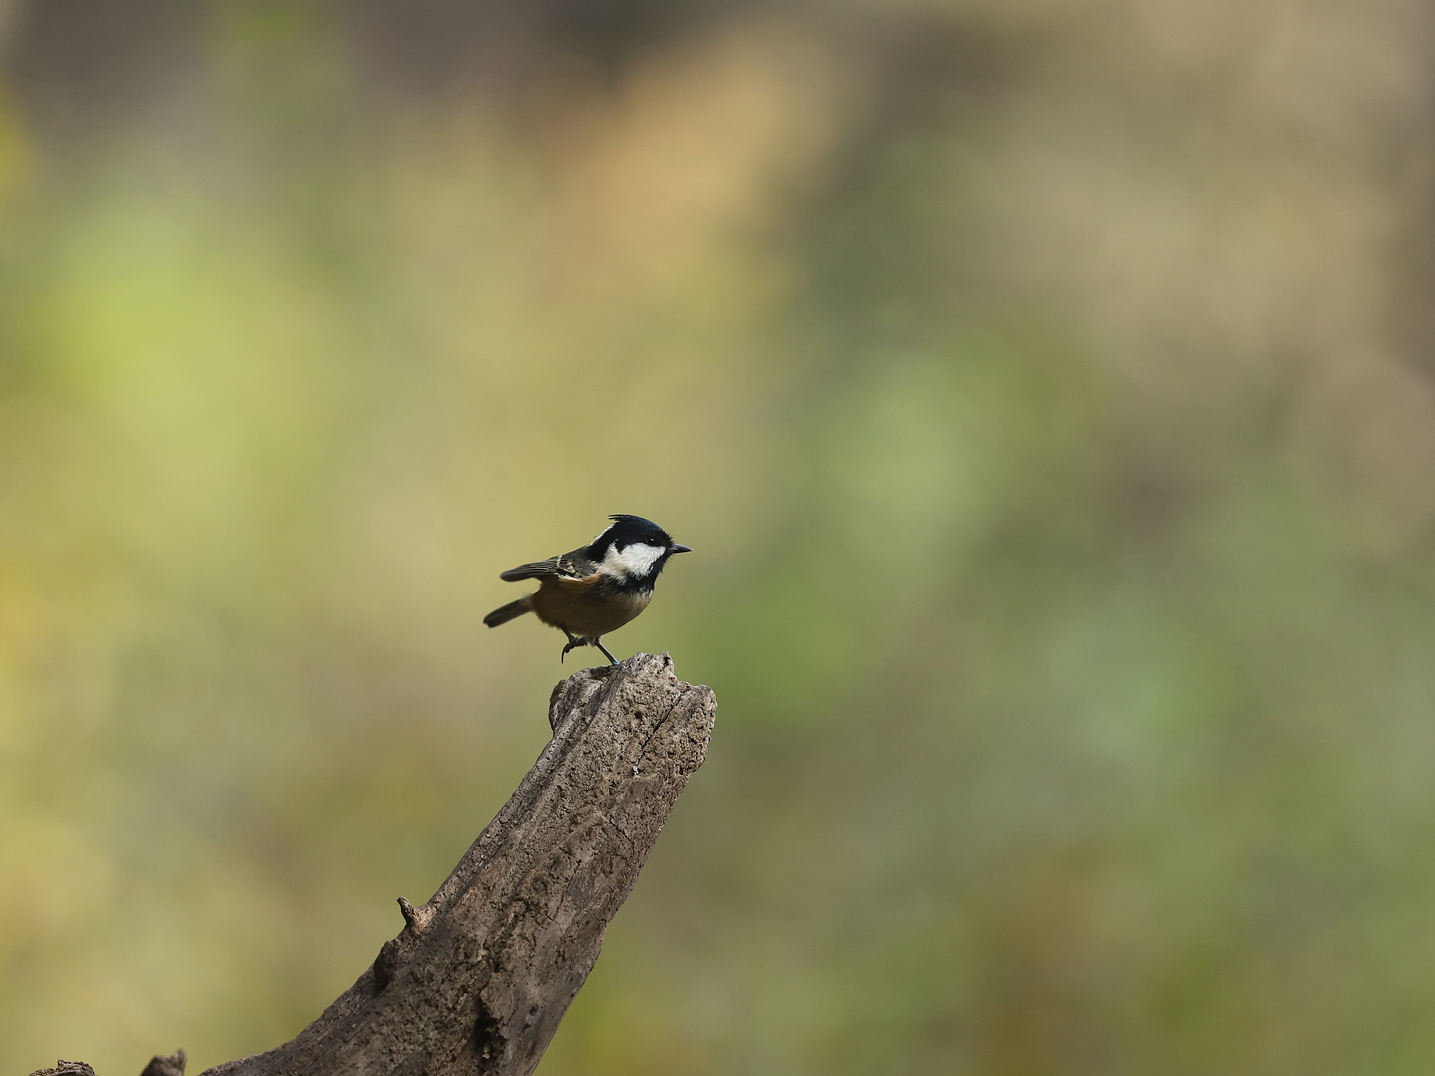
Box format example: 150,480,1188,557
484,596,533,628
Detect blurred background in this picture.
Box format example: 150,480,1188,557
2,0,1434,1073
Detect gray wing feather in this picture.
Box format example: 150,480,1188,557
499,560,562,582
498,548,598,582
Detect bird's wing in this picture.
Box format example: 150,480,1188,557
499,550,599,582
499,559,562,581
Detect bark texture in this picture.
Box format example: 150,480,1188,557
32,653,714,1076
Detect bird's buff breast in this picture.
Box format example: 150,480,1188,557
530,582,652,638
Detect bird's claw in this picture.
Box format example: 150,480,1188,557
558,633,618,666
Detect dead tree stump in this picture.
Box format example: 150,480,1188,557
33,653,715,1076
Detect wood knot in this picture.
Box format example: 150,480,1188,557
139,1050,187,1076
397,896,434,933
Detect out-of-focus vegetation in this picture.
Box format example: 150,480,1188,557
3,1,1434,1073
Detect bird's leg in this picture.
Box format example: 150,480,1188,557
561,630,582,663
593,638,619,666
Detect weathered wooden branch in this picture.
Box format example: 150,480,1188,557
30,653,715,1076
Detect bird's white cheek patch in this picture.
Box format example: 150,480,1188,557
604,542,665,578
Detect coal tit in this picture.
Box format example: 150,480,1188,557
483,514,691,665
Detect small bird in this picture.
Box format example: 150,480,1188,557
484,515,691,665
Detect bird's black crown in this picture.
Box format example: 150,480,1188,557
596,514,672,553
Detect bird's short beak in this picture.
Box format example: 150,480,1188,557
669,544,693,554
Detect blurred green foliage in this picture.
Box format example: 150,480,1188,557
3,1,1435,1073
